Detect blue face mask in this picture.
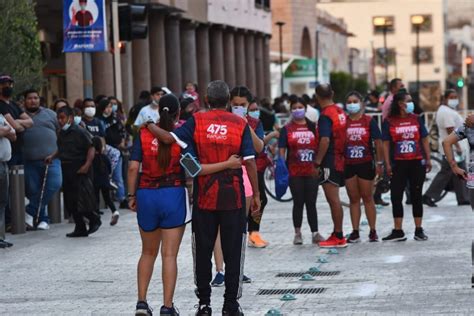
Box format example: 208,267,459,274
406,102,415,114
291,108,306,120
112,104,118,112
248,110,260,120
74,116,82,125
232,106,246,118
346,103,361,114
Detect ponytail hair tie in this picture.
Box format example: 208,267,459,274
163,107,169,112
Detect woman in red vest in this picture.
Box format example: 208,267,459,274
128,94,241,316
343,91,383,243
279,96,324,245
381,90,431,242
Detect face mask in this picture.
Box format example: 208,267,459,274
346,103,361,114
102,112,111,118
232,106,246,118
80,4,87,10
84,107,96,117
74,116,82,125
406,102,415,114
291,108,306,120
248,110,260,120
62,120,71,131
1,86,13,98
283,100,290,110
152,100,159,107
112,104,118,112
447,99,459,109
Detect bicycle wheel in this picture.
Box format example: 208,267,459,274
263,164,293,202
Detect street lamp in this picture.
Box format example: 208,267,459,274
373,17,391,91
276,21,285,95
412,15,424,99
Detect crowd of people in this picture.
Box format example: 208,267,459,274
1,72,474,315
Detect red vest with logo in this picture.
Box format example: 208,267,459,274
194,110,247,211
285,121,318,177
345,115,373,165
321,105,347,171
386,114,423,160
139,128,184,189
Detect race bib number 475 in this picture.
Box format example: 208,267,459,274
206,124,228,140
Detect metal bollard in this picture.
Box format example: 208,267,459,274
48,190,62,224
9,165,25,234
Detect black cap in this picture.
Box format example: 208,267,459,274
0,75,14,84
159,94,180,114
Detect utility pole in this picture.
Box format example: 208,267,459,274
112,0,123,101
276,21,285,95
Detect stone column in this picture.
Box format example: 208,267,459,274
65,53,84,103
165,16,182,93
92,52,114,97
255,33,264,98
245,32,257,95
235,32,246,86
132,35,151,98
121,42,134,108
196,25,211,98
149,12,167,86
210,26,225,81
223,30,236,88
180,21,198,85
263,35,271,99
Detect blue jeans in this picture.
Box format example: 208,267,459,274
112,156,125,202
25,159,62,223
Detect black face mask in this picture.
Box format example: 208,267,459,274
1,86,13,98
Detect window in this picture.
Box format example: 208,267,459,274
263,0,271,10
411,15,432,32
373,16,395,34
412,47,433,64
375,48,396,66
256,0,270,10
255,0,263,8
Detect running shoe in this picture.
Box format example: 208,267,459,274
222,304,244,316
319,233,348,248
88,219,102,235
0,239,13,248
136,301,153,316
369,230,379,242
195,304,212,315
160,304,179,315
110,210,120,226
211,272,225,287
374,197,389,206
382,229,407,242
25,213,34,228
293,233,303,245
422,195,437,207
347,230,360,243
248,232,268,248
242,275,252,283
414,227,428,241
312,232,325,244
37,221,50,230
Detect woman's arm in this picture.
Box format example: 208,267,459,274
443,133,467,179
249,127,264,154
421,137,432,172
374,139,384,177
199,155,242,176
383,140,392,176
127,160,140,211
264,130,279,145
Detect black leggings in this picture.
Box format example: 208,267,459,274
95,186,117,213
289,176,319,232
248,171,267,232
390,160,425,218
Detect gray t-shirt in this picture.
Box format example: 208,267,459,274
0,114,12,162
23,108,58,161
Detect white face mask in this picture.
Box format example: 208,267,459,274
84,107,96,117
447,99,459,109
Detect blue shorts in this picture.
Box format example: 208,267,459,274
136,186,191,231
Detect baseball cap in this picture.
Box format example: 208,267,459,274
0,75,14,84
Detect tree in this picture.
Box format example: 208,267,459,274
0,0,43,98
330,72,369,103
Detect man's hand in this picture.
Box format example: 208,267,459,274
44,155,54,165
452,165,468,180
465,114,474,128
226,155,242,169
425,159,432,173
250,194,261,217
77,164,90,174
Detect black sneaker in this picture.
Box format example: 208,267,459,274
382,229,407,242
136,301,153,316
0,239,13,248
242,275,252,283
88,219,102,235
369,230,379,242
160,304,179,315
414,227,428,241
66,230,88,238
195,304,212,316
347,230,360,243
222,305,244,316
422,195,437,207
374,197,389,206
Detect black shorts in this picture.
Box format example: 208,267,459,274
319,168,345,187
344,162,375,181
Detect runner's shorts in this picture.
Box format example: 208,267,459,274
319,167,345,187
344,162,375,181
136,186,191,231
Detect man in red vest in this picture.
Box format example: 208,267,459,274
314,83,349,248
146,80,260,316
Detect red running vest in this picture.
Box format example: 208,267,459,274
139,128,184,189
284,121,319,177
386,114,423,160
320,105,347,172
345,115,374,165
194,110,247,211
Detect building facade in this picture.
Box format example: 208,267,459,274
35,0,272,109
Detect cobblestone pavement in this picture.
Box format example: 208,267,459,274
1,189,474,315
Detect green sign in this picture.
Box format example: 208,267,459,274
284,58,329,80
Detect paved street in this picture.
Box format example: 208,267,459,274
2,189,474,315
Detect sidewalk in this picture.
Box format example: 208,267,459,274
1,190,474,315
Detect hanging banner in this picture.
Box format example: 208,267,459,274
63,0,108,53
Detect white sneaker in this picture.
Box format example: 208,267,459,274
37,222,50,230
25,213,34,228
110,211,120,226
